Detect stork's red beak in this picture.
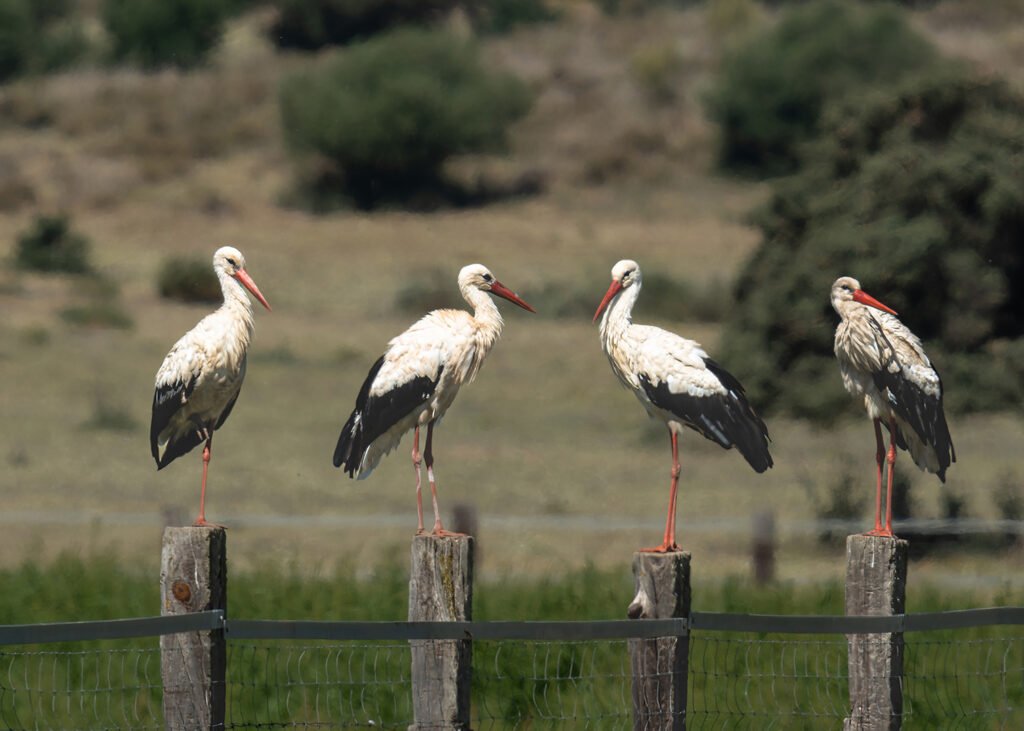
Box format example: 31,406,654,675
490,281,535,313
235,268,272,311
853,289,897,316
593,280,623,322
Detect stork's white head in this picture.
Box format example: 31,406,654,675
831,275,896,318
458,263,535,312
214,246,271,311
593,259,641,322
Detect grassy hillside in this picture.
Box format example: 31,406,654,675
0,2,1021,588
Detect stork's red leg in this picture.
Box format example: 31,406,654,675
422,422,464,538
194,432,223,529
863,419,886,536
883,416,898,537
642,429,681,553
412,426,425,534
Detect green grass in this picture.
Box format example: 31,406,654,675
0,554,1022,728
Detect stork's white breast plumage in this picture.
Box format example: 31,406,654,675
333,263,535,536
353,308,490,477
150,246,270,474
594,259,772,552
831,275,954,481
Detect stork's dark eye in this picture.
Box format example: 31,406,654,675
227,258,238,268
482,273,493,282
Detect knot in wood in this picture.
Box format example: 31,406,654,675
171,580,192,603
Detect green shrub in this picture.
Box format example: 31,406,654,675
36,21,89,73
394,268,462,314
82,395,139,432
60,275,133,329
157,255,221,304
719,69,1024,420
0,0,85,80
102,0,228,69
280,28,531,210
630,43,682,105
270,0,458,50
15,214,91,274
474,0,558,34
0,0,36,81
704,0,940,176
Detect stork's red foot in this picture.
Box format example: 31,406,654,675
639,541,681,553
193,516,226,530
863,528,895,538
430,528,467,538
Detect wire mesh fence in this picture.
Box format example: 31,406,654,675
0,614,1022,729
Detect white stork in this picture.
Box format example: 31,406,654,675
150,246,271,527
594,260,773,553
333,263,535,536
598,259,770,548
831,276,955,537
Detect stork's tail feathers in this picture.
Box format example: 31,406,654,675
696,359,773,474
333,411,363,477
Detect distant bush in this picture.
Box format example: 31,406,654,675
102,0,228,69
719,69,1024,420
280,28,531,210
0,0,84,81
705,1,940,176
157,256,221,304
630,44,682,105
60,275,133,329
0,0,34,81
15,214,91,274
36,22,89,73
269,0,458,50
82,395,139,432
393,269,462,314
473,0,558,34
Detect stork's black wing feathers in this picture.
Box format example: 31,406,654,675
867,318,956,481
639,359,773,473
150,374,199,469
333,356,442,477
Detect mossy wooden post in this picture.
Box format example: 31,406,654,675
160,527,226,730
628,551,690,731
844,535,908,731
409,534,473,730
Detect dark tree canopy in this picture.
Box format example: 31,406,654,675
720,70,1024,421
704,0,940,176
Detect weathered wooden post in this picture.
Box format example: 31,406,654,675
408,534,474,730
844,535,908,731
628,551,690,731
160,526,227,730
751,510,776,585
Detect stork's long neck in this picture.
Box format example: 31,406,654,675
599,281,640,347
465,286,504,353
217,270,256,346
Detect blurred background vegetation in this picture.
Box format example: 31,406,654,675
0,0,1022,610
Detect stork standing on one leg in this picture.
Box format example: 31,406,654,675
150,246,271,527
594,259,773,552
333,264,535,536
831,276,955,538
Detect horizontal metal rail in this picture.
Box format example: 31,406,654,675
2,607,1023,646
0,611,224,645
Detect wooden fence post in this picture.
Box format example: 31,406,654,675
408,534,474,730
628,551,690,731
844,535,908,731
160,526,227,731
